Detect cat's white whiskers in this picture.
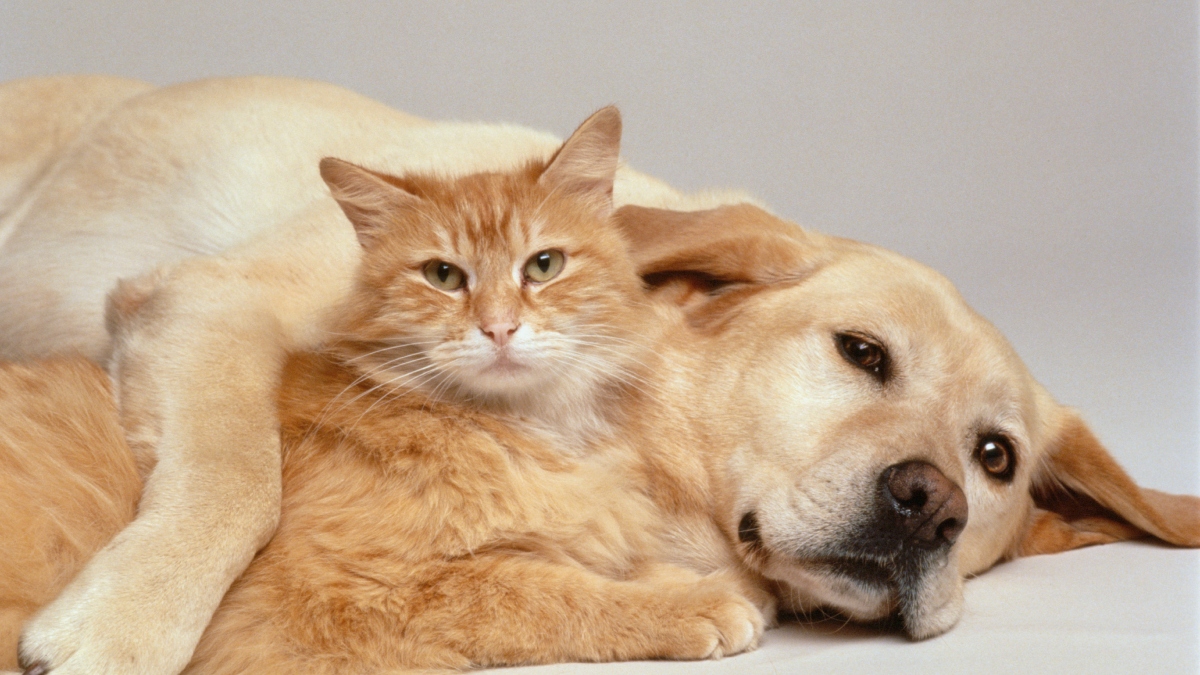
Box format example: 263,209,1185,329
343,341,440,364
422,371,460,412
358,353,433,373
312,355,440,432
561,330,648,348
547,349,658,399
344,362,445,432
546,337,655,380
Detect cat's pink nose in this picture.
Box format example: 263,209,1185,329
481,321,519,347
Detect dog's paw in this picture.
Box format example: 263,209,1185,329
19,604,194,675
18,598,181,675
18,541,201,675
662,577,765,660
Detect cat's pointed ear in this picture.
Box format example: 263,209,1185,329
1015,407,1200,556
320,157,421,247
539,106,622,211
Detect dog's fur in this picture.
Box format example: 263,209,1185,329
0,76,1197,674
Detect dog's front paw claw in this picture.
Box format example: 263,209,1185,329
19,662,50,675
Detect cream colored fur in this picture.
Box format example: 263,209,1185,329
0,76,753,675
1,76,1196,675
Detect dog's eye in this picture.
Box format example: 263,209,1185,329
423,260,466,291
836,333,889,382
976,434,1016,481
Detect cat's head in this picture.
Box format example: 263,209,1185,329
320,107,650,417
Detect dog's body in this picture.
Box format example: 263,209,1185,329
0,76,1197,674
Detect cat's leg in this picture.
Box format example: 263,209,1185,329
186,556,764,674
17,202,359,675
401,555,766,669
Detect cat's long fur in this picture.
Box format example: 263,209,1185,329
189,345,762,673
1,119,771,671
179,110,768,673
0,360,140,670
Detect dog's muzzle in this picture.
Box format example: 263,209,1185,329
817,460,968,588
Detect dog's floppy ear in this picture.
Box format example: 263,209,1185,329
614,203,830,327
614,203,819,285
1016,409,1200,556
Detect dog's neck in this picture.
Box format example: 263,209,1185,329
608,314,776,610
616,303,747,537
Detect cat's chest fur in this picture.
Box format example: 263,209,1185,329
268,353,663,582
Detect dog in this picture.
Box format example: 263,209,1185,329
0,76,1197,674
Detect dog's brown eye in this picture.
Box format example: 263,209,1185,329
976,435,1015,481
836,333,888,382
423,260,466,291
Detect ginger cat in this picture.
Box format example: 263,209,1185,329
3,107,765,674
187,108,717,673
317,107,650,444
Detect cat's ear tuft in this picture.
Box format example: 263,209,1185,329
320,157,420,247
539,106,622,211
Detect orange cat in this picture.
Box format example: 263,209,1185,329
3,108,765,673
184,108,712,673
317,109,650,443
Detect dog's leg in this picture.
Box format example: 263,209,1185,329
17,203,359,675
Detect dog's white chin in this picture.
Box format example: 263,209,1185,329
899,566,964,640
764,559,893,622
764,556,964,639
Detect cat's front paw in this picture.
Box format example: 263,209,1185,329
662,578,765,660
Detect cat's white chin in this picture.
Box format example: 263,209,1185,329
479,359,532,379
462,356,542,392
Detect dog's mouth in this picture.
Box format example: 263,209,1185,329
736,510,963,638
741,512,890,585
808,556,893,589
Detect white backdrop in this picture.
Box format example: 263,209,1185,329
2,2,1196,672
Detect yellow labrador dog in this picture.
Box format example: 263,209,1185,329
0,76,1196,675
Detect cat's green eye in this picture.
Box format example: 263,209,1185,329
523,249,565,283
423,260,466,291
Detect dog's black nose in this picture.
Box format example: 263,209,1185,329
881,461,968,547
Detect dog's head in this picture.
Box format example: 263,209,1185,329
618,203,1200,639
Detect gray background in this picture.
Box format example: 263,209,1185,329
1,1,1196,495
